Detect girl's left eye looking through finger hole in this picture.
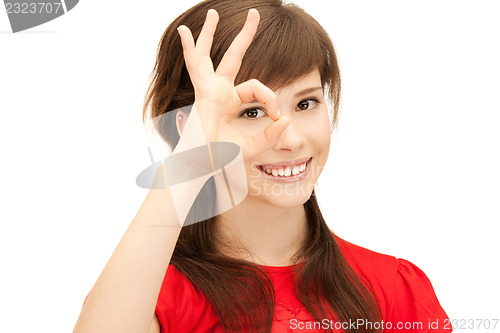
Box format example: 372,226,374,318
239,108,267,120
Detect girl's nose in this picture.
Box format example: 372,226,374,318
273,119,304,151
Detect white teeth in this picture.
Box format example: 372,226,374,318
261,160,309,177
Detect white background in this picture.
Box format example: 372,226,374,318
1,0,499,332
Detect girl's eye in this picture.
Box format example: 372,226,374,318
239,108,267,120
297,99,319,111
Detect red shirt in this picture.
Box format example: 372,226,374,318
155,235,452,332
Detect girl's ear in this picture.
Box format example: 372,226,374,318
176,110,188,136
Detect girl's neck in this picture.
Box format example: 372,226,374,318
214,197,308,266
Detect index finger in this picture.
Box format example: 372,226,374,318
215,9,260,82
235,79,280,121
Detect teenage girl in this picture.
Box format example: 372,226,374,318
73,1,451,332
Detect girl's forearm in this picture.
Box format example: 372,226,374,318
73,184,181,333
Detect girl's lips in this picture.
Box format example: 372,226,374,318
257,158,312,182
258,156,311,169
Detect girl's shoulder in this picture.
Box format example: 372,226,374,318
333,233,400,278
333,233,451,329
333,233,437,291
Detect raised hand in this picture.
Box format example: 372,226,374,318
176,8,290,159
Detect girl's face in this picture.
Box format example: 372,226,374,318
232,69,331,208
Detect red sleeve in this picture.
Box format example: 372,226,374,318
385,259,452,333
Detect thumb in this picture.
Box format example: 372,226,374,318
244,116,290,158
264,115,290,144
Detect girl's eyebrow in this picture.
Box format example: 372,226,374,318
246,86,323,104
294,86,323,98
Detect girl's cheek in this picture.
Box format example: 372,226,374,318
308,110,332,159
301,109,331,137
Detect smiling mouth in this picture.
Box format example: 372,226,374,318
257,157,312,180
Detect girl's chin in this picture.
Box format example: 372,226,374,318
247,183,315,207
268,195,311,209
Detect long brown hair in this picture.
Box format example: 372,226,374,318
143,0,382,332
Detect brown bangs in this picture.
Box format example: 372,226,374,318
203,0,340,128
236,5,332,91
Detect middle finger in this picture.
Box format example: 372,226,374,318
196,9,219,57
215,9,260,82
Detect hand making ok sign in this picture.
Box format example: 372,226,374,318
176,8,290,159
